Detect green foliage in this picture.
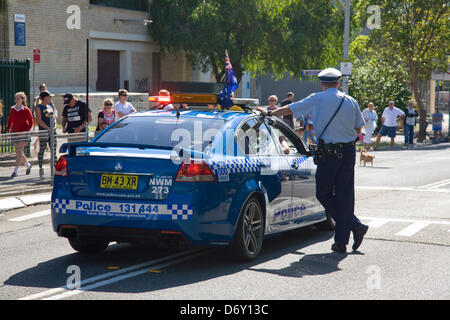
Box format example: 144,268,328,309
149,0,266,82
149,0,346,83
352,0,449,139
349,40,411,124
249,0,345,79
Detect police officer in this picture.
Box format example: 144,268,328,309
257,68,369,253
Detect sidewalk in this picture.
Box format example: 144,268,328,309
0,192,51,213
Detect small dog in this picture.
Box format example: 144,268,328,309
360,149,375,167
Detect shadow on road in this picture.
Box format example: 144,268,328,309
5,227,341,296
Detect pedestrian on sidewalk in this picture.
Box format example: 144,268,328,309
280,92,295,129
373,101,405,151
6,92,34,178
432,107,444,143
62,93,92,142
303,113,317,144
267,95,279,113
154,89,175,110
33,84,57,151
35,91,57,177
95,98,116,136
404,100,418,146
115,89,136,118
361,102,378,150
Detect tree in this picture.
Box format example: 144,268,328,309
349,35,411,125
248,0,346,79
149,0,266,83
148,0,346,83
354,0,449,141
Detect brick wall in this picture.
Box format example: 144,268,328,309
4,0,196,94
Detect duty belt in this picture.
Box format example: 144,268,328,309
324,141,355,149
322,141,355,159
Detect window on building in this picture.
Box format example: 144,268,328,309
90,0,149,12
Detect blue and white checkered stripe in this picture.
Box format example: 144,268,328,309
53,198,70,214
168,204,192,221
52,199,193,221
208,156,310,177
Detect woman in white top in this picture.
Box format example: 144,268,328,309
361,102,378,150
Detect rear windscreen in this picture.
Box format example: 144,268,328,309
95,116,225,151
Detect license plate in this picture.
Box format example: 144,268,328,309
100,174,139,190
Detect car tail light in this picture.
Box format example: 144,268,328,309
175,161,216,182
54,155,68,177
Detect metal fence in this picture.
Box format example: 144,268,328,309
0,127,89,184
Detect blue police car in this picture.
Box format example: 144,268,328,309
52,95,334,261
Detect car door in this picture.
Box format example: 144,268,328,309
268,120,324,227
235,118,292,234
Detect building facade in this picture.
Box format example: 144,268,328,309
0,0,213,94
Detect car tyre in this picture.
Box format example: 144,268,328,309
315,214,335,231
230,197,264,262
68,237,109,254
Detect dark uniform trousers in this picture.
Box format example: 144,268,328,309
315,144,363,245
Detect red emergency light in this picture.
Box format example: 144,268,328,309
148,96,172,103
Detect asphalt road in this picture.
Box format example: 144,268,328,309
0,144,449,301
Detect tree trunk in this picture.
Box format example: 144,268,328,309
411,77,427,142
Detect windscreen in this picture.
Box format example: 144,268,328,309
95,116,225,152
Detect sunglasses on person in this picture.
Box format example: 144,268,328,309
104,102,113,106
119,94,128,97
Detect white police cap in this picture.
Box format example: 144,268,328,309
318,68,342,82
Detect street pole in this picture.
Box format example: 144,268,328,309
50,115,55,185
86,38,90,142
343,0,350,95
32,48,35,129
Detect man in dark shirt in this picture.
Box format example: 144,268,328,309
35,91,57,177
62,93,92,134
280,92,295,129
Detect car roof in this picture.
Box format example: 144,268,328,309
129,109,253,122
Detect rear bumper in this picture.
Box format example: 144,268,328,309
57,224,191,248
51,195,235,246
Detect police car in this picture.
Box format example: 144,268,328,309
52,93,334,261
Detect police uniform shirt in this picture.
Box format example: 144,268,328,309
289,88,365,144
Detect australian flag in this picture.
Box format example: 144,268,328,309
218,51,239,109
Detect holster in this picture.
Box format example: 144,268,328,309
310,139,328,165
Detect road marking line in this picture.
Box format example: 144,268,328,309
356,186,450,193
360,216,450,226
18,248,209,300
42,249,211,300
421,179,450,189
395,221,431,237
427,181,450,189
8,210,51,222
366,219,389,228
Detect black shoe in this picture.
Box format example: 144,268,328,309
352,224,369,251
331,243,346,253
26,164,32,175
10,172,17,178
